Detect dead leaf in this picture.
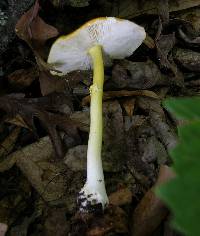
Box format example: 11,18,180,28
0,223,7,236
109,188,132,206
88,206,128,235
44,208,70,236
157,0,169,26
6,114,30,129
9,212,39,236
39,70,83,96
156,33,176,68
0,136,68,203
143,35,155,49
174,7,200,35
82,90,159,106
150,110,178,151
8,67,38,89
73,206,128,236
122,98,136,117
112,0,200,19
15,0,60,84
0,93,79,159
0,127,21,158
0,136,52,173
179,29,200,45
50,0,90,7
174,48,200,72
155,32,184,86
112,60,164,90
39,71,67,96
15,0,58,48
131,165,175,236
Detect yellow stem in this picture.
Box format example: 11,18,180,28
86,44,105,184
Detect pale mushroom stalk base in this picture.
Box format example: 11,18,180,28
78,44,109,212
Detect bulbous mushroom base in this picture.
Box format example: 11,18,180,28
78,183,109,213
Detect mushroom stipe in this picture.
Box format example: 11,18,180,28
48,17,146,213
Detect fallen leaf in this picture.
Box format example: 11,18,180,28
109,188,132,206
0,223,7,236
157,0,169,26
15,0,58,48
156,33,176,69
0,136,69,203
174,48,200,72
0,136,52,173
82,90,159,106
0,127,21,158
112,0,200,19
122,98,136,117
155,33,184,86
150,110,178,151
112,60,164,90
9,212,39,236
6,114,30,129
174,7,200,34
143,35,155,49
0,93,79,159
39,71,67,96
73,206,128,236
131,165,175,236
8,67,38,89
14,0,63,94
50,0,90,7
43,208,70,236
39,70,83,96
178,27,200,46
88,206,128,235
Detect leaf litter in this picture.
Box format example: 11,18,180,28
0,0,200,235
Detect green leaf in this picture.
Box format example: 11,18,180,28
163,97,200,120
157,98,200,236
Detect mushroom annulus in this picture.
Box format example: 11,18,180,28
47,17,146,212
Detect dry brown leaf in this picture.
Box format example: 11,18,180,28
39,70,83,96
155,33,184,87
0,94,79,159
15,0,60,82
0,223,8,236
174,48,200,72
6,114,30,129
82,90,159,106
122,98,136,117
0,136,68,203
87,206,128,235
15,0,58,47
131,165,175,236
8,67,39,89
43,208,70,236
112,60,164,90
39,71,67,96
109,188,132,206
144,35,155,49
72,206,128,236
113,0,200,19
0,127,21,158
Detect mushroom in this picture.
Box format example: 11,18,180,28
47,17,146,212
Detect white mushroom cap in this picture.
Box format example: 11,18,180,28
48,17,146,75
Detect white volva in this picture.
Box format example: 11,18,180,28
48,17,146,211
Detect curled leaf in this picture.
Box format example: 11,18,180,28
82,90,159,106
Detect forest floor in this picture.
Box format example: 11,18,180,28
0,0,200,235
